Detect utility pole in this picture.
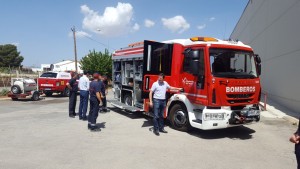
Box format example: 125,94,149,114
71,26,78,72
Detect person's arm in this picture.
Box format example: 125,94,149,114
149,90,153,107
96,92,102,104
66,79,73,90
169,86,183,91
166,82,182,91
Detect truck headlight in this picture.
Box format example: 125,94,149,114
204,113,225,121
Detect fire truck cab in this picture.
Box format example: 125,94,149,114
111,37,262,131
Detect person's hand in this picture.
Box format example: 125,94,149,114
149,101,153,108
290,134,300,144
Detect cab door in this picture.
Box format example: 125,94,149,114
142,40,173,98
181,47,208,105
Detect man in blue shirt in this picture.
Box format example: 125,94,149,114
149,73,182,136
88,72,103,132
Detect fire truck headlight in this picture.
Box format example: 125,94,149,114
203,113,225,121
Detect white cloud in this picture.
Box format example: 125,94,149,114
209,17,216,21
132,23,140,32
80,3,137,37
144,19,155,28
161,15,190,33
197,24,206,30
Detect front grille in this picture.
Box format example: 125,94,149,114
227,94,253,99
227,99,253,104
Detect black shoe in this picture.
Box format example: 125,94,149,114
69,115,75,118
154,130,160,136
79,117,83,120
159,129,168,133
90,127,101,132
88,124,91,129
73,113,76,116
82,117,87,121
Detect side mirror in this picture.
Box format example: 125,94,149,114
257,63,261,76
255,54,261,64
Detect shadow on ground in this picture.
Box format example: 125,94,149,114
108,106,255,140
188,126,256,140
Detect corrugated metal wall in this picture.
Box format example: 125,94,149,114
231,0,300,114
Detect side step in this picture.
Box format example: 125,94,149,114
108,100,144,112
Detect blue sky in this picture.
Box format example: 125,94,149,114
0,0,248,67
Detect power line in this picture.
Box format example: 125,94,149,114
77,32,117,52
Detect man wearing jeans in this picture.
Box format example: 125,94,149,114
149,73,182,136
78,71,90,120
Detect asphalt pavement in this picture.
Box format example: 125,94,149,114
0,90,297,169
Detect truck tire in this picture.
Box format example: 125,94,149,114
45,91,53,97
123,94,132,106
31,92,39,101
63,88,70,97
11,85,21,94
11,98,18,101
169,104,191,132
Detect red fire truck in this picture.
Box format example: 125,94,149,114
110,37,262,131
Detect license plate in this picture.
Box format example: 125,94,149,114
44,88,51,90
247,110,258,116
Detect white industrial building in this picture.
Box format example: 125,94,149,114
231,0,300,115
52,60,82,73
32,60,82,73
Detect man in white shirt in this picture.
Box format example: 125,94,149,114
149,73,182,136
78,71,90,120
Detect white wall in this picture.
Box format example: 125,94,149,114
53,62,82,73
231,0,300,114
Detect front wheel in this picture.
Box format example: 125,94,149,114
63,88,70,97
169,104,191,132
31,92,40,101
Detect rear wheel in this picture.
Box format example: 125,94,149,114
169,104,191,132
45,91,53,97
123,94,132,106
11,85,21,94
63,88,70,97
31,92,39,101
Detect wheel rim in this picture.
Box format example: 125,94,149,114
124,96,132,106
34,94,38,100
173,110,187,126
12,87,18,93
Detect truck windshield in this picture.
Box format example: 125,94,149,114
209,48,257,78
40,72,57,78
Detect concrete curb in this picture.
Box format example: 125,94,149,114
261,101,299,126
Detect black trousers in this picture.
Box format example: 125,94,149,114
88,97,99,128
296,152,300,169
69,91,77,116
101,96,107,110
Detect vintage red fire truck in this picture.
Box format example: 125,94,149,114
110,37,262,131
38,71,71,97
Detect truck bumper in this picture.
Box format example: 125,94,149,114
189,105,260,130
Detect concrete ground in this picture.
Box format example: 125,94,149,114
0,90,297,169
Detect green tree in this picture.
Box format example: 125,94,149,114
80,49,112,78
0,44,24,67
